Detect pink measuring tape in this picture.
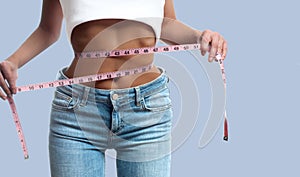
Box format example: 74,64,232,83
6,43,228,159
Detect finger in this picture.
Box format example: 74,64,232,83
208,33,220,62
200,30,212,56
4,72,17,94
7,78,17,94
0,72,12,97
217,38,224,56
0,90,7,100
0,81,7,100
221,40,228,60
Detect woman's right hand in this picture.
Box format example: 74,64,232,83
0,60,18,100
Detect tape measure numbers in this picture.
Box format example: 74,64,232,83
5,43,228,159
74,43,201,59
7,97,29,159
17,64,153,92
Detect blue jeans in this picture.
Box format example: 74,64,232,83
49,67,172,177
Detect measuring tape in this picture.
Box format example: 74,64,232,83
6,43,228,159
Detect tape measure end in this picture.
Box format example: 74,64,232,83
24,155,29,160
223,136,228,141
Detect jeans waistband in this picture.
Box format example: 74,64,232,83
55,66,169,105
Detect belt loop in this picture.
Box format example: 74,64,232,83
80,87,90,106
134,87,142,107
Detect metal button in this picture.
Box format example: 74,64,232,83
112,94,119,100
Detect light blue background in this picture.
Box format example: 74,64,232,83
1,0,300,176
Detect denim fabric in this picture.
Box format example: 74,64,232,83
49,67,172,177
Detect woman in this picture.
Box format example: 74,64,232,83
0,0,227,176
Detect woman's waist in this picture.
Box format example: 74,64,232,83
64,55,161,89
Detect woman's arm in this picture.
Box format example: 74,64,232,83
161,0,198,45
0,0,63,99
7,0,63,68
160,0,227,62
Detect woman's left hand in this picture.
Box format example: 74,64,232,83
198,29,227,62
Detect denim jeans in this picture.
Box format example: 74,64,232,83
49,67,172,177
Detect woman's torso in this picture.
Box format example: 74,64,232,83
64,19,161,89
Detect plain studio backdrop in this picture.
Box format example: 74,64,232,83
0,0,300,176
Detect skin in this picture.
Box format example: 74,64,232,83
0,0,227,100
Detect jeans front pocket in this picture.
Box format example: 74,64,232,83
51,89,79,111
142,86,172,112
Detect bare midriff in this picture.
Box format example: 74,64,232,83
64,19,161,89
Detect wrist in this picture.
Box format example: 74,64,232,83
6,55,20,69
194,30,203,44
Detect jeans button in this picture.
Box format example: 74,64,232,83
112,93,119,100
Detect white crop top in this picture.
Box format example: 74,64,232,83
59,0,166,41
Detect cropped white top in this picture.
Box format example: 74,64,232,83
59,0,166,41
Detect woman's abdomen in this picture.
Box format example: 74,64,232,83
64,19,161,89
